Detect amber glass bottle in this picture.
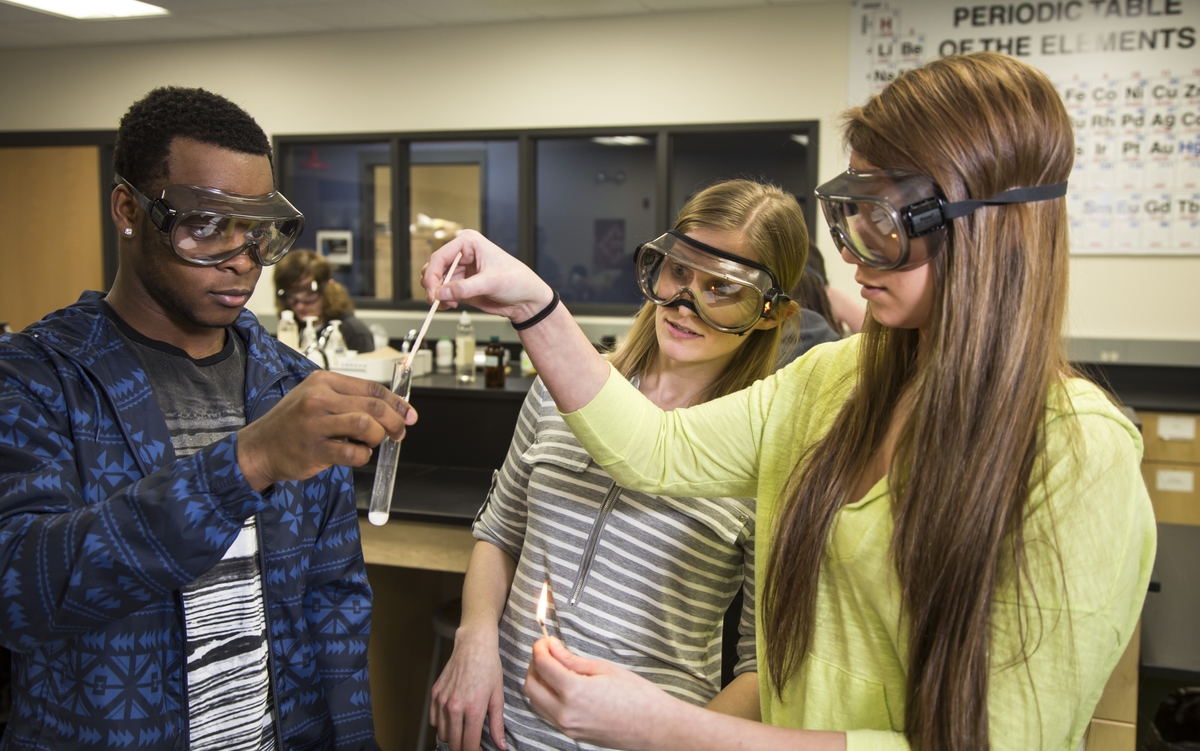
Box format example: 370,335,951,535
484,335,506,388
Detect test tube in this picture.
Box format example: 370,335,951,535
367,361,413,526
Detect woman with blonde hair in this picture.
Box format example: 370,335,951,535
420,52,1156,751
274,249,375,352
430,179,808,751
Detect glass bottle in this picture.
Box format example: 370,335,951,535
276,310,299,350
435,338,454,373
455,311,476,383
484,335,506,388
299,316,320,352
325,320,347,363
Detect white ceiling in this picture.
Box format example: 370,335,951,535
0,0,814,49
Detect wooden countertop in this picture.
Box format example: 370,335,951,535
359,517,476,573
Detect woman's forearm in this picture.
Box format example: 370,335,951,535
513,300,611,414
526,638,848,751
703,672,761,720
458,541,518,637
640,697,845,751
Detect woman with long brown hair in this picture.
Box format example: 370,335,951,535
417,52,1156,751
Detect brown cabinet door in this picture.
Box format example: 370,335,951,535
0,146,103,331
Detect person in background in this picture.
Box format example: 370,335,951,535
421,52,1155,751
274,248,376,352
429,179,807,751
776,245,841,368
826,283,867,335
0,86,411,750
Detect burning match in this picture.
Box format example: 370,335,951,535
536,580,552,640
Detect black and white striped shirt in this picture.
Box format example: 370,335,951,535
111,309,275,751
473,379,756,751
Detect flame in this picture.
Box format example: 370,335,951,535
536,581,550,627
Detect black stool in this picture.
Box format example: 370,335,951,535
416,598,461,751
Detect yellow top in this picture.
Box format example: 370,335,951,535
561,336,1156,750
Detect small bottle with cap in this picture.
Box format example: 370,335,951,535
276,310,299,350
302,317,328,369
324,320,347,366
299,316,320,353
484,336,506,389
435,338,454,373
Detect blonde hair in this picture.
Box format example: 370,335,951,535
609,179,808,404
273,249,354,318
764,52,1075,750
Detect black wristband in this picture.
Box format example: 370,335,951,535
512,290,561,331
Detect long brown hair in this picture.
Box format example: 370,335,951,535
273,249,354,318
763,52,1075,750
610,179,808,403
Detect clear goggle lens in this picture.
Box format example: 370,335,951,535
172,213,302,266
815,169,947,271
635,231,784,334
820,199,919,270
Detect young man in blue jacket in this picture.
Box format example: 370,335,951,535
0,87,413,750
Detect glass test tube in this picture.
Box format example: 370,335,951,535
368,361,413,526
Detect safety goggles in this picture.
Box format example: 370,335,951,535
815,169,1068,271
634,230,790,335
117,174,304,266
278,279,323,306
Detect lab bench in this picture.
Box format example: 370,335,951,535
357,371,532,750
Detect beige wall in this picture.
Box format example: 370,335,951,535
1,3,1195,341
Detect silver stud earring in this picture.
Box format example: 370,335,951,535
123,228,133,237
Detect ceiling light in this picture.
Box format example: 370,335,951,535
591,136,651,147
790,134,810,146
0,0,169,19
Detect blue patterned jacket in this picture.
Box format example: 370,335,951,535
0,292,378,750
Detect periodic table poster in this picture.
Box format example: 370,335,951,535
848,0,1200,256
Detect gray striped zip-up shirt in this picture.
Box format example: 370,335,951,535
473,378,756,751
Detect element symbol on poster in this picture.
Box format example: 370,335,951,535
849,0,1200,257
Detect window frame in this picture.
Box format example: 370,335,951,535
273,120,819,315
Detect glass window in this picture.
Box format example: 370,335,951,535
277,123,815,309
409,140,517,299
281,141,391,300
536,136,655,305
670,130,812,222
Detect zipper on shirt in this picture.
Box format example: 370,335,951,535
569,481,622,606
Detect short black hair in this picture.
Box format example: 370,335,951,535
113,86,272,192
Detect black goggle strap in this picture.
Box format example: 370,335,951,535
115,174,175,234
940,181,1069,221
899,181,1069,239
